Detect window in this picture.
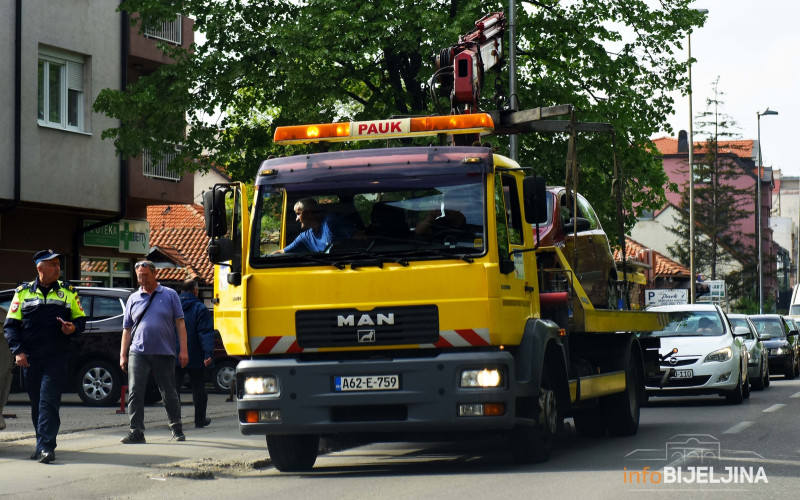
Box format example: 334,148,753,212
80,257,134,288
38,48,85,132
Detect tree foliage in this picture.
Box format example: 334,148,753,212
93,0,705,244
666,78,757,304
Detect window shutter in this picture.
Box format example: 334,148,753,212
67,62,84,91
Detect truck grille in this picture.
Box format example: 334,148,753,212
296,305,439,348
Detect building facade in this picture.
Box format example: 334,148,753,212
632,130,777,305
0,0,194,288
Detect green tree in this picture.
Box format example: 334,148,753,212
667,77,757,303
94,0,705,244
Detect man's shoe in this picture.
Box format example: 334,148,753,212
38,451,55,464
195,418,211,428
30,450,41,460
121,430,146,444
172,429,186,441
0,413,6,430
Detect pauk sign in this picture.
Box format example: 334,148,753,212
646,289,688,306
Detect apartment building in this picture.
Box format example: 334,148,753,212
0,0,194,288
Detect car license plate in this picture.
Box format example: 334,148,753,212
334,375,400,392
670,369,693,379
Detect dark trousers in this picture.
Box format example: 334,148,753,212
24,353,69,454
128,352,182,433
175,366,208,426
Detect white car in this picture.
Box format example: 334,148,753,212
644,304,750,404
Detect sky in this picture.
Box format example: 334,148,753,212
666,0,800,177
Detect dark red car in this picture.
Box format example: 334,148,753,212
535,187,619,309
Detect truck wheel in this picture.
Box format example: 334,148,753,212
267,434,319,472
510,370,561,464
601,352,642,437
572,408,607,438
75,360,122,407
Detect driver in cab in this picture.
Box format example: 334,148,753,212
273,198,357,253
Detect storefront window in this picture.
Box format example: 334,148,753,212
80,257,134,288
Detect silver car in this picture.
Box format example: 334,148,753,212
728,314,770,390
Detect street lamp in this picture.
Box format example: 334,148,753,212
688,8,708,303
757,107,778,313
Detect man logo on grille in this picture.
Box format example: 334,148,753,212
358,330,376,343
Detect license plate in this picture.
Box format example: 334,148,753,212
670,369,693,379
334,375,400,392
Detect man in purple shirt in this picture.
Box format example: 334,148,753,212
119,260,188,444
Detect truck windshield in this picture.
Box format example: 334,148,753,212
250,173,487,266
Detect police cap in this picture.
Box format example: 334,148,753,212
33,249,61,266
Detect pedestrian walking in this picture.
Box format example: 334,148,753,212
2,250,86,463
119,260,188,444
174,279,215,428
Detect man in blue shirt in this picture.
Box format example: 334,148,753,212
273,198,356,253
119,260,188,444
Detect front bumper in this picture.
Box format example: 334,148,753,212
235,351,530,436
645,359,739,396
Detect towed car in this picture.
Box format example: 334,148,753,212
749,314,799,379
644,304,749,403
727,314,770,390
535,187,619,309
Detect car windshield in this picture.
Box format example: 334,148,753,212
750,318,786,338
649,311,724,337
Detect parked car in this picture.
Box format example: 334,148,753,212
727,313,770,390
1,286,160,406
749,314,800,379
535,187,618,309
643,304,749,403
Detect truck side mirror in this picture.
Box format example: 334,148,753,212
203,188,228,238
523,176,547,224
206,238,233,265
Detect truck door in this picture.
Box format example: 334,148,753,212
210,183,251,356
495,172,535,332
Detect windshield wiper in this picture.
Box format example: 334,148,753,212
271,253,347,269
384,249,475,263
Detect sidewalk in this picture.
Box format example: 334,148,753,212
0,393,272,497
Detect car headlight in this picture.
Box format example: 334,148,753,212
243,376,279,395
460,368,503,388
772,347,789,355
704,347,732,363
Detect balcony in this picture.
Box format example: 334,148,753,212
144,15,182,45
142,147,181,182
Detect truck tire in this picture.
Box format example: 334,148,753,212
267,434,319,472
510,369,561,464
601,350,642,437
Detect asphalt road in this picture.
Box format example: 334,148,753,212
2,377,800,499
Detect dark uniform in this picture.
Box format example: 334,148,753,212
3,270,86,460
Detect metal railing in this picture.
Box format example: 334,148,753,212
144,15,182,45
142,147,182,181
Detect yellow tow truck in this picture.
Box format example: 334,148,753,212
203,108,666,471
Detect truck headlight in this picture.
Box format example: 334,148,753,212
243,376,279,395
460,368,502,388
704,347,732,363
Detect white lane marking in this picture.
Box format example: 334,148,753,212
763,404,786,413
723,421,754,434
790,391,800,398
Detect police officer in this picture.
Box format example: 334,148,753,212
3,250,86,463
